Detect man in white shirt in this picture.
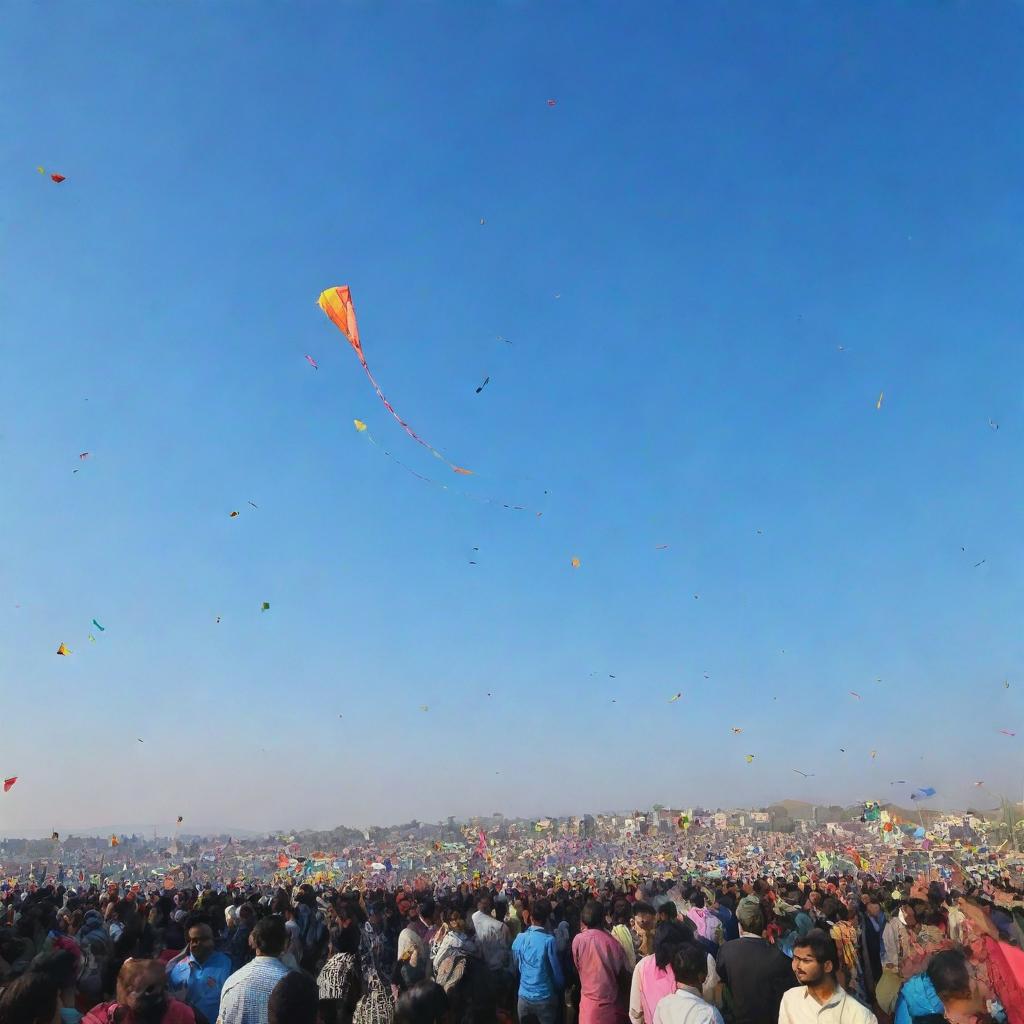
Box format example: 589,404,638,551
779,930,876,1024
471,893,512,973
653,943,723,1024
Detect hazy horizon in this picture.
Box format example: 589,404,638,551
4,2,1023,833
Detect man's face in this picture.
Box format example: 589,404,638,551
121,964,169,1024
791,947,827,987
867,902,881,920
188,925,215,963
633,911,654,932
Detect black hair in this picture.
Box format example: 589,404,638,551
632,902,655,917
690,891,706,910
659,901,678,920
653,921,691,971
531,899,551,927
252,914,288,956
0,972,60,1024
268,970,319,1024
28,949,78,992
670,943,709,987
581,901,606,930
926,949,971,999
329,923,360,956
793,929,838,971
394,980,449,1024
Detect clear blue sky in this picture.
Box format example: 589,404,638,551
2,2,1022,835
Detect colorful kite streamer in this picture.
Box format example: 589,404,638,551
318,286,471,474
351,419,531,513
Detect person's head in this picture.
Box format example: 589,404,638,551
736,900,764,937
581,901,605,931
791,930,838,988
0,972,60,1024
926,949,972,1005
866,899,882,920
252,915,288,957
187,922,215,964
653,921,691,971
329,923,360,957
612,900,631,927
28,950,77,1007
900,901,917,928
367,901,385,930
116,960,169,1024
394,980,449,1024
476,893,493,916
670,943,709,990
238,902,256,928
530,899,551,928
690,891,705,910
417,897,436,924
656,901,677,922
268,971,319,1024
631,902,655,932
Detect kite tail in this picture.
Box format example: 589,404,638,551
358,357,471,474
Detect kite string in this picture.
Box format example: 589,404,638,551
358,357,461,471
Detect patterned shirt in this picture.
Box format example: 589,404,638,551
216,955,291,1024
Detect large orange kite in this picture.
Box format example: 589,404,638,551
318,286,471,474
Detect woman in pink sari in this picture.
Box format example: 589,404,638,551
628,921,717,1024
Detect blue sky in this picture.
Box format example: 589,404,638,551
2,1,1023,835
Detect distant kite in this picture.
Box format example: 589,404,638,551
318,286,471,474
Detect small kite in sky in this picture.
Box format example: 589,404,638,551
419,705,429,712
79,452,90,460
989,419,999,431
792,769,814,778
668,692,682,703
51,174,66,183
839,748,846,753
731,727,743,734
974,559,986,568
36,166,45,174
655,544,670,550
571,556,581,568
911,787,937,800
475,376,490,394
318,286,471,474
998,729,1016,737
744,754,754,763
261,602,270,612
215,616,221,624
177,816,184,824
890,779,907,785
137,738,143,743
1005,680,1011,689
51,832,59,841
56,643,70,656
876,391,884,410
110,836,119,847
850,691,861,700
248,501,258,509
496,336,511,345
547,99,557,106
3,777,17,792
92,619,105,631
88,634,96,643
870,750,877,759
974,780,985,787
305,355,319,370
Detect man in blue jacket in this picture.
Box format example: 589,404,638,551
511,898,564,1024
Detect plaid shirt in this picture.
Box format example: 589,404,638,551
216,956,291,1024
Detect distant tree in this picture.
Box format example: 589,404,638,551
652,804,664,812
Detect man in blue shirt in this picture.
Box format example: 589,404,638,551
511,898,564,1024
167,921,233,1023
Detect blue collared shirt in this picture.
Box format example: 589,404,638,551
169,950,233,1022
511,925,564,1002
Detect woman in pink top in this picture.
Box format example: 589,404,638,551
629,921,719,1024
572,900,630,1024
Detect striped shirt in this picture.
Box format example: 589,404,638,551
216,956,292,1024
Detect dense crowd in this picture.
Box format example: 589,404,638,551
0,869,1021,1024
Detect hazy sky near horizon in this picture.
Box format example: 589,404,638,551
3,2,1024,835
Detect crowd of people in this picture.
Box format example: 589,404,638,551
0,869,1020,1024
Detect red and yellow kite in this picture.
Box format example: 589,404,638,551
318,286,471,475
